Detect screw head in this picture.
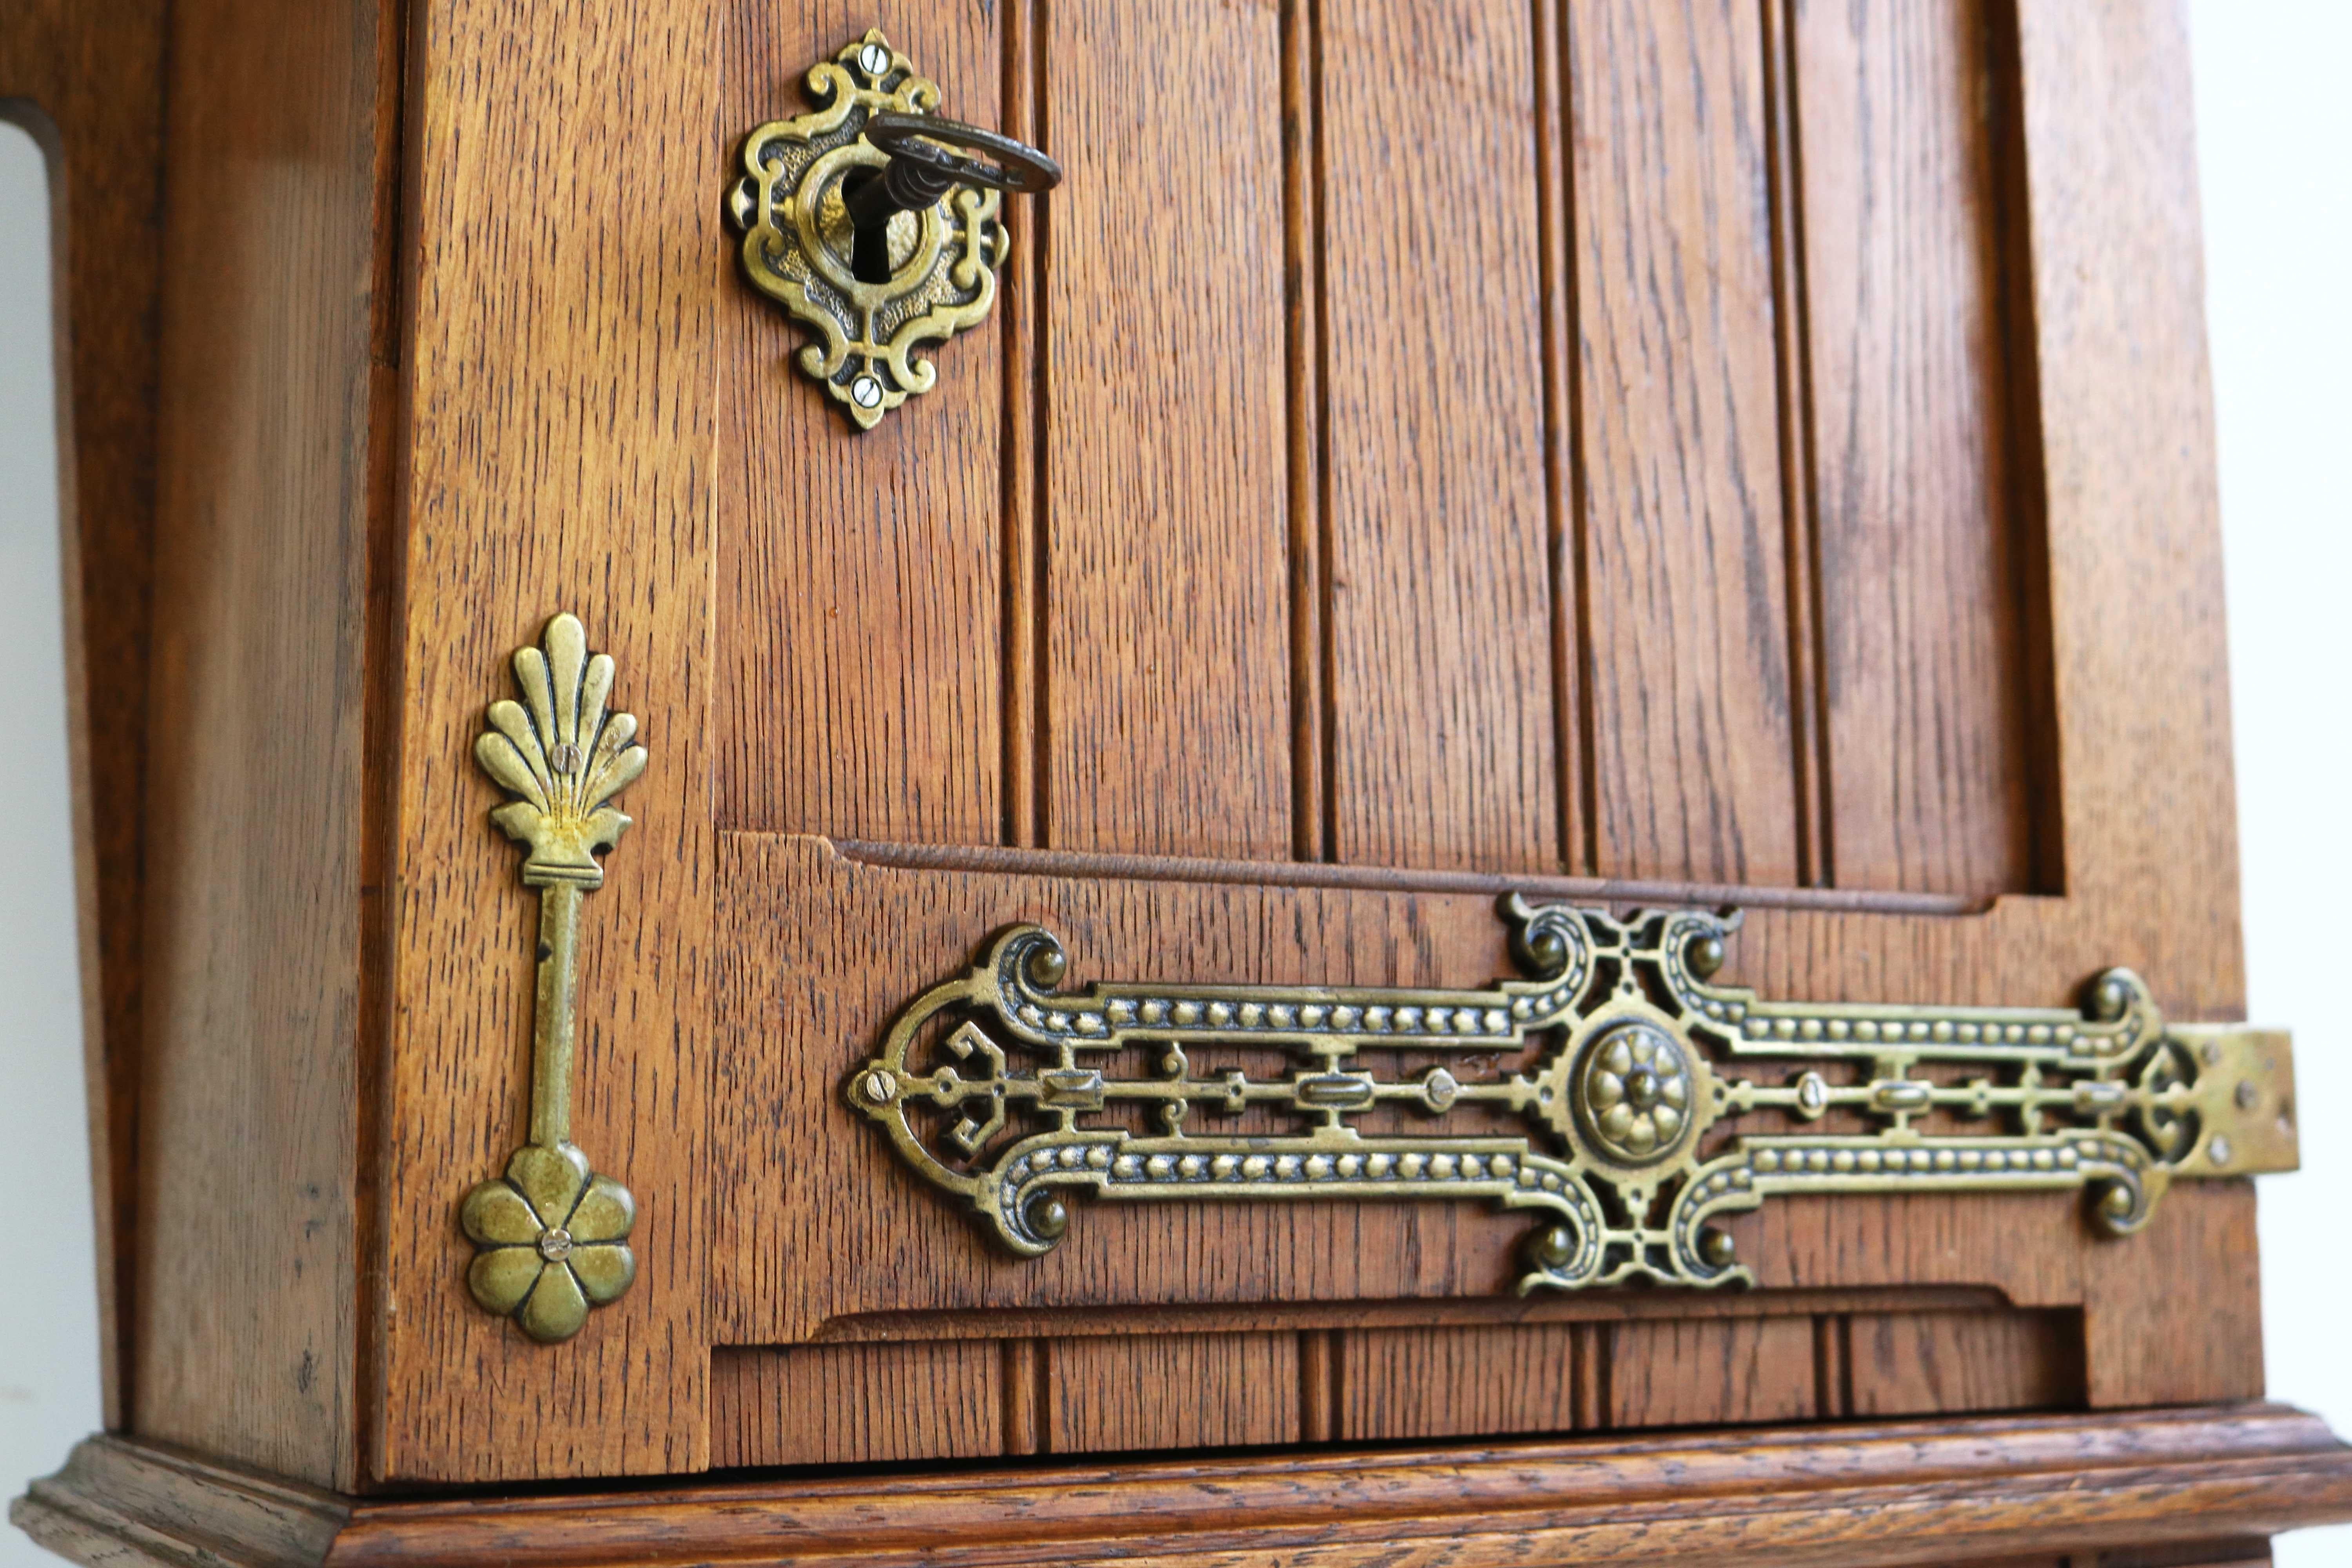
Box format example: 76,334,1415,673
860,1069,896,1106
1525,929,1568,975
537,1228,574,1263
1686,934,1727,980
1697,1225,1737,1269
850,374,884,410
1529,1224,1577,1270
548,741,584,774
2207,1135,2234,1168
858,42,891,76
1026,946,1067,989
2235,1079,2260,1111
2100,1183,2136,1217
1027,1194,1069,1241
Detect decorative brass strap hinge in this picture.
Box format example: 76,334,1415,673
458,613,646,1343
850,900,2296,1292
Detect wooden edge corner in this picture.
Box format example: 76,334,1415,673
11,1434,348,1568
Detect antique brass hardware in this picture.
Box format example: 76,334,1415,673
851,900,2297,1293
458,613,644,1343
727,28,1060,429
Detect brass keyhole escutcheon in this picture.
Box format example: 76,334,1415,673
727,28,1062,428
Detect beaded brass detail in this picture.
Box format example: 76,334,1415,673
727,29,1004,428
850,900,2296,1292
459,614,644,1343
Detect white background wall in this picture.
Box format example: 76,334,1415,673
2,5,2346,1562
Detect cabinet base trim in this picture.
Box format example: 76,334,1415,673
15,1405,2352,1568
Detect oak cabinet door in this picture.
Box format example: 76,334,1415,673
377,0,2259,1484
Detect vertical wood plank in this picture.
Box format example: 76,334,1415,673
1608,1318,1817,1428
1040,3,1291,859
1569,0,1802,887
1846,1308,2082,1417
1000,0,1042,849
714,4,1004,845
1046,1334,1299,1453
380,0,718,1482
126,0,390,1489
1795,0,2040,897
1001,1339,1045,1455
709,1343,1002,1467
1339,1323,1583,1442
1281,0,1328,865
1319,1,1558,874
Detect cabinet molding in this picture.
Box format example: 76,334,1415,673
17,1405,2352,1568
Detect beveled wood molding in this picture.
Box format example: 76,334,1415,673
15,1404,2352,1568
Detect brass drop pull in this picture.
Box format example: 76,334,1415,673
459,614,646,1344
728,29,1061,428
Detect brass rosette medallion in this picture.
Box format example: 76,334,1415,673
459,613,645,1343
728,29,1004,428
850,900,2297,1293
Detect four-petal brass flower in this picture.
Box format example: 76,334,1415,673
462,1143,637,1344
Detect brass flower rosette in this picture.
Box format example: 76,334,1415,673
459,613,645,1343
851,899,2297,1292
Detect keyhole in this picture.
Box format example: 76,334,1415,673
842,170,896,284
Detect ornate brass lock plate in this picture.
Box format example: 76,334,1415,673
851,900,2297,1292
728,29,1004,428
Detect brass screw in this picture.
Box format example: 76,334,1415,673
1027,946,1067,989
1529,1225,1577,1270
1697,1225,1737,1268
1686,935,1727,981
1028,1194,1070,1240
1526,930,1569,975
2100,1183,2135,1218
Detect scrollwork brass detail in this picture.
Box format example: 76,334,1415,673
459,613,644,1343
851,900,2297,1292
728,29,1005,428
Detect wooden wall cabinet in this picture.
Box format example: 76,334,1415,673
7,0,2352,1564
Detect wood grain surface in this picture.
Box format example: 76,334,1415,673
710,0,2067,901
715,3,1006,847
5,0,2281,1504
374,0,719,1484
1794,0,2047,898
1567,0,1802,888
127,0,394,1490
1318,0,1558,874
15,1409,2348,1568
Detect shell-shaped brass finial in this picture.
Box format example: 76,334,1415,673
474,613,647,889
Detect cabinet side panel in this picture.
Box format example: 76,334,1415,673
115,0,400,1498
125,0,393,1489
